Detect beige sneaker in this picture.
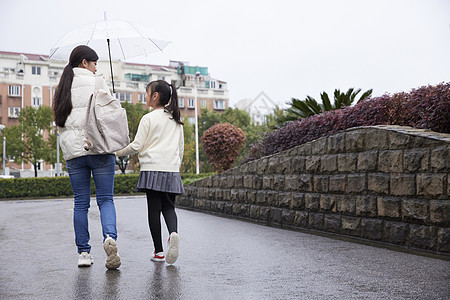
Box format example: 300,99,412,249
165,232,179,265
78,252,94,267
104,235,121,269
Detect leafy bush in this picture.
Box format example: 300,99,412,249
201,123,246,172
249,82,450,160
0,173,213,199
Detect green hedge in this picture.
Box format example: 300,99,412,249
0,173,214,199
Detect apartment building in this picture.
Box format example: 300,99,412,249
0,50,229,177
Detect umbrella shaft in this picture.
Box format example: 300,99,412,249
107,38,115,93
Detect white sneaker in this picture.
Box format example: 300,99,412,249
165,232,179,265
151,251,165,262
104,235,121,270
78,252,94,267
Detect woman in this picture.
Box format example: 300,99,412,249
116,80,184,264
53,45,121,269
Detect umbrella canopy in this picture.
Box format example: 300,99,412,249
49,19,171,92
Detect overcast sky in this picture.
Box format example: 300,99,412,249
1,0,449,106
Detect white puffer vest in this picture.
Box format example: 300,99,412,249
58,68,111,161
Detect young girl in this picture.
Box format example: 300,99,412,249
53,45,121,269
116,80,184,264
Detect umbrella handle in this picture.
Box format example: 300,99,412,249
107,38,115,93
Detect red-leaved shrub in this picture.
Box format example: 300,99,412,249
201,123,246,172
249,82,450,160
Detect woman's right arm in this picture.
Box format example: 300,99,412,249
116,116,149,157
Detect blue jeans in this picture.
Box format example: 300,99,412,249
66,154,117,254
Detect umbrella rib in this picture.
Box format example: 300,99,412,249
87,22,98,46
117,38,127,60
127,21,164,53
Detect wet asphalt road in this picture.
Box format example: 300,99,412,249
0,196,449,300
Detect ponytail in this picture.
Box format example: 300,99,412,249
148,80,184,125
52,45,99,127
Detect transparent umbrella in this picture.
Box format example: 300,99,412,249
49,18,171,92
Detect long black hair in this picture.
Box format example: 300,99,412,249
147,80,184,125
53,45,99,127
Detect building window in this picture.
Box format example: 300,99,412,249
117,92,132,103
187,98,195,108
210,80,216,89
188,117,195,124
8,107,20,118
138,93,146,104
32,66,41,75
214,100,225,110
178,98,184,108
200,99,207,108
8,85,21,97
32,97,42,107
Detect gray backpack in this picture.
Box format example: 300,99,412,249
83,77,130,153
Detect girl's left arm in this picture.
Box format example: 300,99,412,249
116,116,150,157
178,125,184,162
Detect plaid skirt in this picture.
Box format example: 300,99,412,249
135,171,185,194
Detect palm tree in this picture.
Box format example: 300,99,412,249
282,88,372,123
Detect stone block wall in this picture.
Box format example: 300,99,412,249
176,126,450,255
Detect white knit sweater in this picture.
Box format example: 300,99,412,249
116,109,184,172
58,68,111,161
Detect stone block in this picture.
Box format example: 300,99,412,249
262,175,272,190
278,156,293,174
368,173,389,194
417,173,446,197
408,224,437,251
273,175,285,191
256,190,266,205
296,142,312,156
361,218,383,240
284,175,300,191
401,199,428,224
234,175,244,188
266,191,278,207
305,193,320,211
430,200,450,226
403,149,429,172
205,177,213,187
223,202,233,214
291,192,305,210
377,197,401,219
345,131,365,152
269,208,282,224
291,156,306,174
327,134,345,154
437,227,450,253
212,176,220,187
247,190,256,203
256,158,269,175
281,208,295,226
336,195,356,215
230,189,239,201
389,131,412,149
341,216,361,236
247,161,257,173
365,129,388,150
431,146,449,172
308,213,324,230
347,174,366,193
299,174,313,192
294,211,308,227
243,175,253,189
227,176,235,188
320,155,338,174
324,214,342,233
379,150,404,173
313,175,329,193
383,221,408,245
311,137,327,155
216,201,225,212
239,189,247,203
278,192,291,208
329,175,347,192
240,204,251,218
357,151,378,172
390,174,415,196
253,175,262,190
306,156,321,173
356,195,377,217
268,157,279,173
259,207,270,221
250,205,259,219
320,194,336,212
338,154,357,173
219,176,228,188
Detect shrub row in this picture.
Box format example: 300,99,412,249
249,82,450,160
0,173,213,199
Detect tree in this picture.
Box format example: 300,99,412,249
281,88,373,124
201,123,246,172
4,106,55,177
118,102,149,173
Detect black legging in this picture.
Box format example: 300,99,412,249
146,190,178,253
